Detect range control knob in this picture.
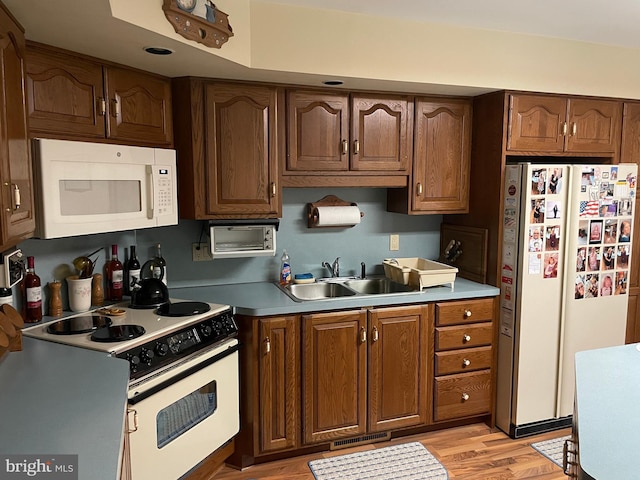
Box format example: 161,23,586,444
127,354,141,369
140,348,155,363
201,324,213,337
155,343,169,357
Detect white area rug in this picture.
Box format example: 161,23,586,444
530,435,571,468
308,441,449,480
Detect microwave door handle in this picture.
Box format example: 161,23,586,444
145,165,154,219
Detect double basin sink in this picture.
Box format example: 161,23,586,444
277,277,420,302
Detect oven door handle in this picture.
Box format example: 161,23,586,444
128,343,241,405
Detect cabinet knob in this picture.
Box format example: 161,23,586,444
562,121,568,136
360,327,367,344
371,326,379,342
264,336,271,354
416,183,423,195
342,139,348,155
463,334,471,343
353,139,360,155
271,182,276,197
461,393,470,401
571,122,577,136
464,309,472,318
111,98,121,118
462,358,471,367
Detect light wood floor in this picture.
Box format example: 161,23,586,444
213,423,571,479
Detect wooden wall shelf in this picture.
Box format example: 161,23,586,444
163,0,233,49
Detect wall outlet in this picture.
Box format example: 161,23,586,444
192,242,213,261
389,234,400,251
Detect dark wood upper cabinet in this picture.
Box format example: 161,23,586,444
25,43,173,147
507,94,621,155
388,98,472,214
0,4,35,249
284,89,410,187
172,78,281,219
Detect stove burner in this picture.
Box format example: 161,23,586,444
47,315,113,335
91,325,146,343
156,301,211,317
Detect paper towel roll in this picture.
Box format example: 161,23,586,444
314,206,362,226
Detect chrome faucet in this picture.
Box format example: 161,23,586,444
322,257,340,277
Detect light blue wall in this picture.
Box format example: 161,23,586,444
16,188,442,309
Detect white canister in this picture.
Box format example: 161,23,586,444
66,275,93,312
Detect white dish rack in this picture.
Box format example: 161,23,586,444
383,258,458,289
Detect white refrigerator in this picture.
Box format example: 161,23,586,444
496,163,637,437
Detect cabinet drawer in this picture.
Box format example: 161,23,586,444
436,298,494,326
435,346,492,375
435,323,493,351
434,370,491,421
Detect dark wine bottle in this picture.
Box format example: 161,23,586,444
153,243,167,285
125,245,141,295
24,256,43,323
105,244,124,301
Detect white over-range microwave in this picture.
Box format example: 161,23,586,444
32,138,178,239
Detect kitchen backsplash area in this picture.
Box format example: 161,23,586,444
16,188,442,311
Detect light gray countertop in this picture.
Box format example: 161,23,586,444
574,343,640,479
0,338,130,480
170,278,500,316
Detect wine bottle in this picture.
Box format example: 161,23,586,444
125,245,141,295
24,256,43,323
105,244,124,301
153,243,167,285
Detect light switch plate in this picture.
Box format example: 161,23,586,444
389,234,400,251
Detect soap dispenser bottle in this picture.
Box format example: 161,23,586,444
280,250,292,286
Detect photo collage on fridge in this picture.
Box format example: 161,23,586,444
528,166,636,300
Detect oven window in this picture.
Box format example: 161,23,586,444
156,380,217,448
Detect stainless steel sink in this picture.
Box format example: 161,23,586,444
284,282,357,301
344,278,415,294
277,276,421,302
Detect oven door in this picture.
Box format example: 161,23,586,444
125,340,239,480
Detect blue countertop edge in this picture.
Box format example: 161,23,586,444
574,343,640,480
169,277,500,316
0,338,130,480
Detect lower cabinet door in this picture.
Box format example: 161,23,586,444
368,305,428,432
434,370,491,421
302,310,367,444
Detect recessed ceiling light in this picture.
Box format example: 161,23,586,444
143,46,174,55
323,80,344,86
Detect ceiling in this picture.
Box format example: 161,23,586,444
3,0,640,97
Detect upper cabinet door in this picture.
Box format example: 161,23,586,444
286,90,349,171
507,94,566,152
411,99,471,213
205,83,280,217
25,47,105,139
566,99,621,154
0,5,35,247
350,95,410,172
104,66,173,146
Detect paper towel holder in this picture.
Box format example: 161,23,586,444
307,195,364,228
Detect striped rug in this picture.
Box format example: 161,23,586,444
308,441,448,480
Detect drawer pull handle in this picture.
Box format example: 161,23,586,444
562,121,568,136
463,334,471,343
372,326,379,342
264,336,271,354
353,139,360,154
271,182,276,197
342,139,348,155
416,183,423,195
571,122,577,137
464,309,472,318
461,393,470,401
462,358,471,367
